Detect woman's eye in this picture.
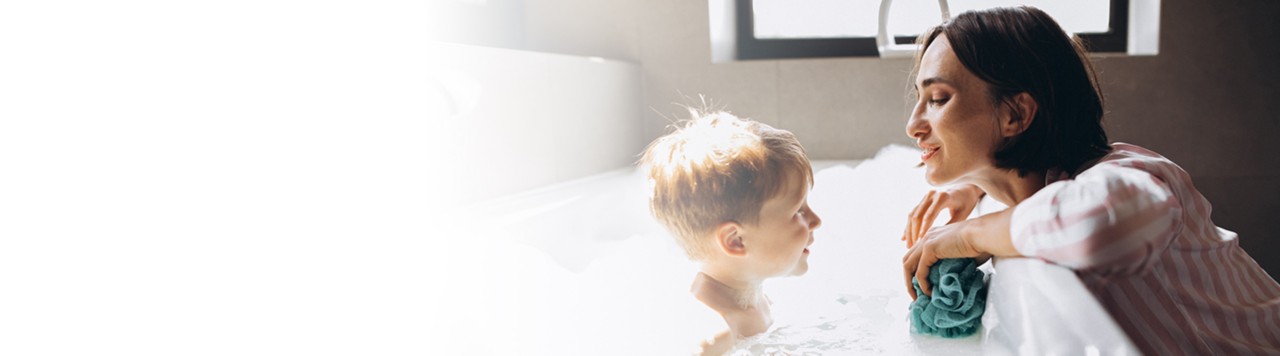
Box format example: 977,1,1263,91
927,97,950,106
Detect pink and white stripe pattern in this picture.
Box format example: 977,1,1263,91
1010,143,1280,355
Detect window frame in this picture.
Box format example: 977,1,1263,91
734,0,1129,60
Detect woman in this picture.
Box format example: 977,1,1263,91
900,6,1280,355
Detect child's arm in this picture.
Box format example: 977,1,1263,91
695,330,734,356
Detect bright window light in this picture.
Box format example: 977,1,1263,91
886,1,946,37
752,0,879,39
950,1,1111,33
752,0,1110,39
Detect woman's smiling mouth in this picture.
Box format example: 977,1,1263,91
920,145,939,162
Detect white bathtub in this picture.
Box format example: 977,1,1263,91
432,145,1139,355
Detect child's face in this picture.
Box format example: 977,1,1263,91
741,174,822,278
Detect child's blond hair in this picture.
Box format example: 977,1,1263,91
640,110,813,260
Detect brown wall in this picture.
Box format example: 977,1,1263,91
1096,1,1280,275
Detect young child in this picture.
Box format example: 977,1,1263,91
639,110,822,353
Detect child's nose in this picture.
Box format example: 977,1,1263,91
809,209,822,230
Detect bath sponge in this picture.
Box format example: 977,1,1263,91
909,258,988,338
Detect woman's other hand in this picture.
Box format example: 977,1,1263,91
902,222,983,299
903,184,984,248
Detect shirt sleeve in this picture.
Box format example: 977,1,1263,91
1009,164,1183,276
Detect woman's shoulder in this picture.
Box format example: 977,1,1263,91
1107,142,1164,159
1078,142,1188,182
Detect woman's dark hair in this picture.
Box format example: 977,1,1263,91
914,6,1110,177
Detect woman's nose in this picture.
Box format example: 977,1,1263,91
906,108,929,140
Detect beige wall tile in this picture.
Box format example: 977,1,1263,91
778,58,916,159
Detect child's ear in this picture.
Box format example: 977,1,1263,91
999,92,1038,138
714,222,747,257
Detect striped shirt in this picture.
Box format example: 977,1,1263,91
1010,143,1280,355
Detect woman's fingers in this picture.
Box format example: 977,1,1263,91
910,185,987,247
905,194,924,247
904,186,987,296
916,244,938,296
906,192,936,247
918,194,946,242
903,244,923,300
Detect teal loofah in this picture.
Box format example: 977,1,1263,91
909,258,988,338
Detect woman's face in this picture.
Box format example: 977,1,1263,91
906,35,1005,186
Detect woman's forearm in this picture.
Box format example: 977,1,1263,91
963,208,1022,258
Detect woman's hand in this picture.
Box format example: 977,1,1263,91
903,184,984,248
902,222,984,299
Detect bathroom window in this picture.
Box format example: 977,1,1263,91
732,0,1129,59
